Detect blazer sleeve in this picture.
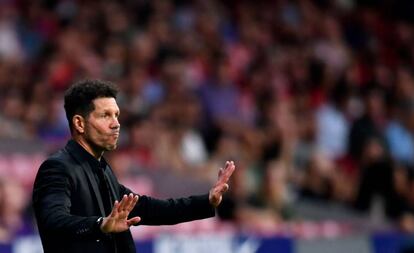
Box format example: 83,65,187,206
119,185,216,226
32,159,104,240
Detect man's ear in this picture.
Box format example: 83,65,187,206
73,115,85,134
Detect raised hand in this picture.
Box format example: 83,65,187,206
100,193,140,233
209,161,236,208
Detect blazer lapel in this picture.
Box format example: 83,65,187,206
104,166,120,202
65,141,106,217
82,163,106,216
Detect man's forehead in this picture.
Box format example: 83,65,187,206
92,97,119,110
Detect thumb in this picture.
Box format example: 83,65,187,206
219,183,229,194
127,216,141,226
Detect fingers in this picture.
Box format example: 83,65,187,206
110,200,120,217
116,195,128,213
130,194,139,211
125,194,139,214
224,161,235,175
111,193,139,218
218,161,235,184
218,168,224,177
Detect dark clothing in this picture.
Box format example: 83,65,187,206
348,114,386,161
354,158,401,218
33,140,215,253
82,151,113,216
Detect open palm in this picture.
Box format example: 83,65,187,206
100,193,141,233
209,161,236,207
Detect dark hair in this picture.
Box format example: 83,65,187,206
64,79,118,131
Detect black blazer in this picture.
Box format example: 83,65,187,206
32,140,215,253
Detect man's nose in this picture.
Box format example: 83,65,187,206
111,117,120,129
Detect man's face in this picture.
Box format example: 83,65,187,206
84,97,120,152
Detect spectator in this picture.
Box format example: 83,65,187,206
386,100,414,166
0,179,27,242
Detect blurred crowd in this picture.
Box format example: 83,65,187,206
2,0,414,242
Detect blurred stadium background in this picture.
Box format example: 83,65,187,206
1,0,414,252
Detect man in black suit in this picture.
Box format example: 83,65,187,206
32,80,235,253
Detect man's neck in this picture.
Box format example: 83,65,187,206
73,137,103,160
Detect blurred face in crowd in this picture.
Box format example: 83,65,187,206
366,90,385,118
0,180,26,219
74,97,120,157
361,137,385,164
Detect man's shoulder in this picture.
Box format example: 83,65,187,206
40,147,74,171
48,146,71,161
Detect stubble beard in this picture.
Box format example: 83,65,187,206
105,142,117,151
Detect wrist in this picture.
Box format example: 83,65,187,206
96,217,105,232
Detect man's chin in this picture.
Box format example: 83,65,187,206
105,144,117,151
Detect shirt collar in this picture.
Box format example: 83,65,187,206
67,139,108,171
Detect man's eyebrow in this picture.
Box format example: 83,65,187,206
101,108,120,114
